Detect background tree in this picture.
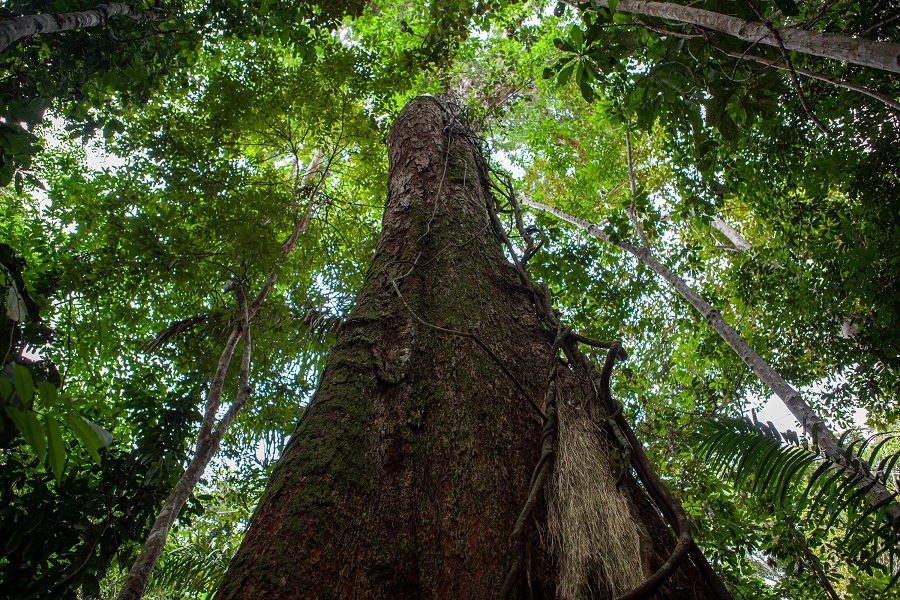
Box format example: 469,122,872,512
1,0,898,597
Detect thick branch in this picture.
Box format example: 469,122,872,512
521,197,900,523
250,150,327,318
710,216,753,251
564,0,900,73
0,2,154,53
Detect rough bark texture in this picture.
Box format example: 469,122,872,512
215,97,719,599
0,2,144,53
565,0,900,73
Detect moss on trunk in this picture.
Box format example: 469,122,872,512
214,96,721,600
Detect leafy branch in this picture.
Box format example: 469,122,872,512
699,417,900,593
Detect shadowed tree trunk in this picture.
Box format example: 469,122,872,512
214,96,722,599
0,3,156,54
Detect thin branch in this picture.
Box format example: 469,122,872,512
746,0,831,134
713,45,900,112
624,130,650,248
116,282,248,600
212,285,253,440
117,147,330,600
798,0,842,30
249,149,328,318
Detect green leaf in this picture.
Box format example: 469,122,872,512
6,280,26,322
0,378,11,401
12,364,34,403
44,416,66,481
5,98,49,124
568,25,583,50
554,36,576,54
579,77,594,103
4,405,46,462
558,62,575,87
36,381,59,408
63,415,111,463
0,160,13,187
608,0,619,12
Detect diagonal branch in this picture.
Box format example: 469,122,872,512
624,130,650,248
116,282,252,600
712,45,900,112
744,0,831,135
562,0,900,73
0,2,161,53
116,149,330,600
520,196,900,525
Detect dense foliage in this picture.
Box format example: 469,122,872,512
1,0,897,598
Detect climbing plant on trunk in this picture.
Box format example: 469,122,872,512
213,96,730,599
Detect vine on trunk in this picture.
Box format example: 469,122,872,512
411,95,733,600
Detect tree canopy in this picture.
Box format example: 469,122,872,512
1,0,898,598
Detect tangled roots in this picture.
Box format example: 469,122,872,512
547,400,643,599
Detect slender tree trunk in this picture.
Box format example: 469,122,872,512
116,151,328,600
0,2,151,53
521,197,900,523
564,0,900,73
215,97,722,598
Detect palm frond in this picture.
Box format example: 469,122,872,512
698,417,900,594
145,528,243,599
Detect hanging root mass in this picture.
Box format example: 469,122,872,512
548,399,643,599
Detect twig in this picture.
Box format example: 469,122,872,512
798,0,841,30
747,0,831,134
712,45,900,112
624,130,649,248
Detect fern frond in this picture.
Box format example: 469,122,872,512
698,417,900,594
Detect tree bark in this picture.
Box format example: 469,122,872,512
564,0,900,73
0,2,149,54
709,217,752,252
521,197,900,524
215,96,721,599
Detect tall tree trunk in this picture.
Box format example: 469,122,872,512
215,97,721,599
564,0,900,73
0,2,152,54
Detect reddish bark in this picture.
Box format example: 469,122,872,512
215,97,721,599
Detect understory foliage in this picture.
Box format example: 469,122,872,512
0,0,898,598
700,418,900,597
